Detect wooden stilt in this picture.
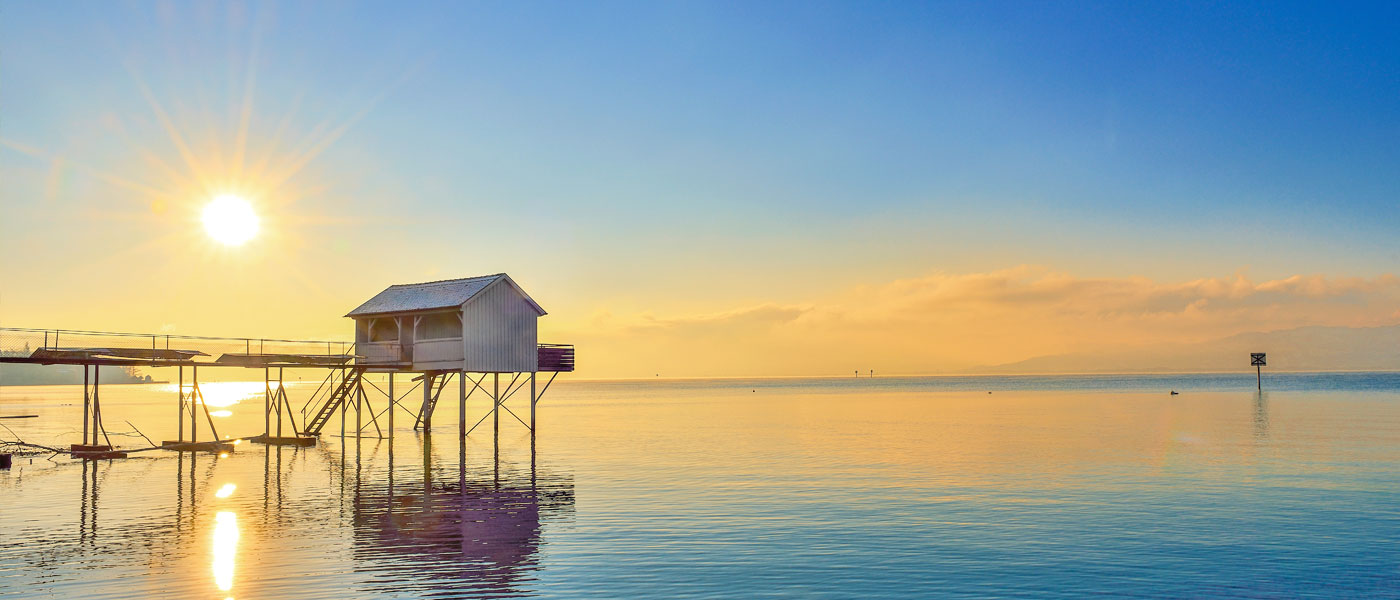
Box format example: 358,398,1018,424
340,368,347,437
177,366,184,442
275,368,283,439
190,366,197,444
422,373,432,432
92,366,100,446
82,365,90,445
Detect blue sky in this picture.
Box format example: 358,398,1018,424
2,1,1398,374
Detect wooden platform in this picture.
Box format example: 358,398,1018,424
72,450,128,460
72,445,127,460
248,435,317,447
160,440,235,453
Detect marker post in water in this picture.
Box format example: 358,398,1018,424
1251,353,1267,390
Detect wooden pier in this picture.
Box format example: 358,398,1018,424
0,274,576,460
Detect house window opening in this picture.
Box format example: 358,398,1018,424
369,319,399,343
418,312,461,340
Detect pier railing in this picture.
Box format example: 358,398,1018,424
538,343,575,372
0,326,353,364
1,327,575,374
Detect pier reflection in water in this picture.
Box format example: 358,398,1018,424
351,433,573,598
3,426,572,600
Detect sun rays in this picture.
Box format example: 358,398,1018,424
0,9,431,300
0,2,447,344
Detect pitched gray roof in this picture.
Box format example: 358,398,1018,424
346,273,545,317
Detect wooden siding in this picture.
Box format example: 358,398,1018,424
359,341,401,364
461,278,539,372
413,337,464,368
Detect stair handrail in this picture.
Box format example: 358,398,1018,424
300,368,340,417
303,367,364,435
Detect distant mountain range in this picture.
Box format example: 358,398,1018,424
970,324,1400,374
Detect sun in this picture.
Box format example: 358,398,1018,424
202,194,260,246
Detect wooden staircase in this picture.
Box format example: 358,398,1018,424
303,368,364,435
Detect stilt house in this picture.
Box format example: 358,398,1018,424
348,274,563,373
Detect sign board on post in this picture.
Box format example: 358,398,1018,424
1251,353,1266,366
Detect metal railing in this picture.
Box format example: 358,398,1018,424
538,343,575,372
0,326,354,363
0,326,574,374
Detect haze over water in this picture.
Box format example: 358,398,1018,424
2,374,1398,598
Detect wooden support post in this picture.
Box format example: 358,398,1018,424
82,365,90,445
190,367,198,444
530,372,537,431
493,405,500,488
1257,365,1262,391
356,376,362,440
177,366,184,442
459,371,467,438
92,366,100,446
387,373,395,442
264,368,271,438
340,369,347,437
275,368,283,439
493,373,500,434
422,373,432,432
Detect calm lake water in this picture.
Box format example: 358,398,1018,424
1,373,1399,598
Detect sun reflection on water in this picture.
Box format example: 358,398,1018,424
212,511,240,592
197,382,269,409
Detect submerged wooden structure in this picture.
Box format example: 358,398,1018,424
0,273,575,458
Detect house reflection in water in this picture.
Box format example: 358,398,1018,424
346,436,575,597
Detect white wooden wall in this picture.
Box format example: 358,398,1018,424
461,279,539,372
